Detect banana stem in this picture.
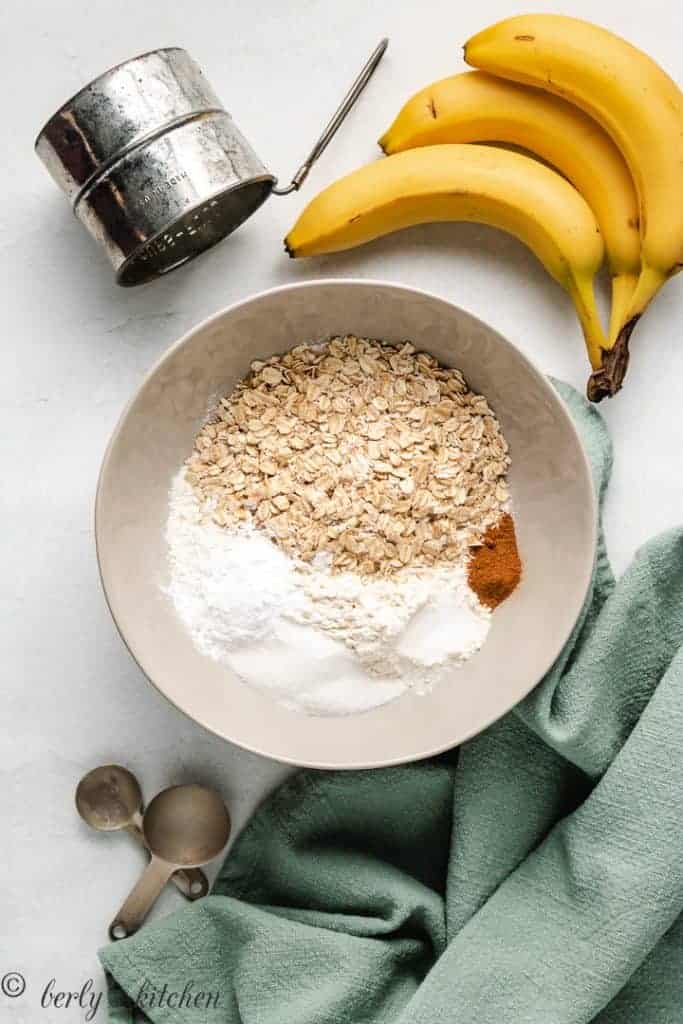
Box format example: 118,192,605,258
607,271,639,345
624,263,669,325
378,131,391,154
569,274,608,372
588,263,668,402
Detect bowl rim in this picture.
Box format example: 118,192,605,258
95,277,597,768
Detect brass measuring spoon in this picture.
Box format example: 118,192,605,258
76,765,209,900
109,784,231,941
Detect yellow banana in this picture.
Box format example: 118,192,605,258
465,14,683,400
285,144,606,368
379,70,640,344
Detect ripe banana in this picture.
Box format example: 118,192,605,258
464,14,683,400
285,144,606,368
379,70,640,344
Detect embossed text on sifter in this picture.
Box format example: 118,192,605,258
34,41,387,286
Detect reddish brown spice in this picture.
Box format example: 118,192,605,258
467,513,522,609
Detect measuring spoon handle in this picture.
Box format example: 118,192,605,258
124,822,209,900
109,857,174,940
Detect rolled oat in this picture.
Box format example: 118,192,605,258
186,336,511,577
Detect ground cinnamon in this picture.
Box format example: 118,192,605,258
467,512,522,609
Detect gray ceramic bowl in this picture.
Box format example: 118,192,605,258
96,279,596,768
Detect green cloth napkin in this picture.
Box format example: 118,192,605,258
100,382,683,1024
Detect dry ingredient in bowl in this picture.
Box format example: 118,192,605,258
468,513,522,609
167,473,492,714
165,336,521,716
186,335,511,574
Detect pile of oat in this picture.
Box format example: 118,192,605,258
185,336,510,577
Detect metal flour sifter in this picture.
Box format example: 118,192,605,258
35,40,387,285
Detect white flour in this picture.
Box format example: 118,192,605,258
165,471,491,716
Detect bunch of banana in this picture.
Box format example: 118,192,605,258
285,15,683,401
379,71,640,348
286,144,606,369
464,14,683,399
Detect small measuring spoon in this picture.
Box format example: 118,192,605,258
76,765,209,900
109,784,230,940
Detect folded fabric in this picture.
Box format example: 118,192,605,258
101,382,683,1024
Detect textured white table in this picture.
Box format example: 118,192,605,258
2,0,681,1017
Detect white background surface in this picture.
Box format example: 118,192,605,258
2,0,681,1018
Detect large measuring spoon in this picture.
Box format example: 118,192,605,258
109,784,231,940
76,765,209,900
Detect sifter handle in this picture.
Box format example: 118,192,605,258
272,37,388,196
